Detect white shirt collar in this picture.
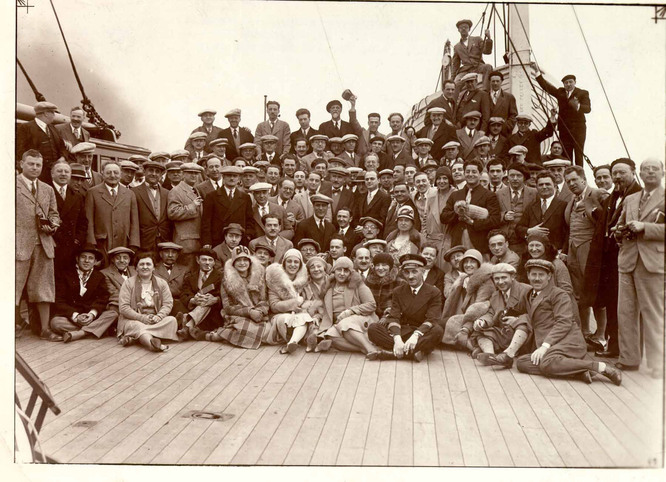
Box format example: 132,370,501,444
105,183,118,195
20,174,37,190
411,282,424,295
34,117,47,132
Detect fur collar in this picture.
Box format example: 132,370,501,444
326,269,364,290
385,227,421,245
223,255,266,306
465,262,494,295
366,266,399,287
265,262,309,300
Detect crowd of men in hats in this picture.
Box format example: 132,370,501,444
15,18,664,384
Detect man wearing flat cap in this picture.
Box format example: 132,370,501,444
452,19,494,93
416,107,457,160
368,254,444,361
254,100,291,157
535,69,591,167
55,106,90,159
216,109,254,161
318,99,355,141
300,134,334,173
187,132,208,162
507,111,557,165
152,242,189,313
16,101,67,183
250,182,293,240
69,142,103,194
293,193,337,251
119,160,140,189
510,259,622,386
487,71,518,135
347,94,385,159
207,138,230,166
456,111,486,160
167,163,205,267
132,161,172,252
487,116,509,159
185,109,223,154
456,73,492,132
162,161,183,190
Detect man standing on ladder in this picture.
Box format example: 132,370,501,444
451,19,494,94
535,68,591,167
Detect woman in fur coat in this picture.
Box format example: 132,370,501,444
208,246,281,349
265,249,315,354
364,253,402,320
440,249,496,352
311,257,385,359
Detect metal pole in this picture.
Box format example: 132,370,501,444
263,95,267,121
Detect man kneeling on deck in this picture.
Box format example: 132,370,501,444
509,259,622,385
368,254,443,362
177,247,224,340
50,244,118,343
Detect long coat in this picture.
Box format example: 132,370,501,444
217,126,254,161
319,271,378,333
166,181,203,253
16,176,59,261
15,120,66,181
488,89,518,135
85,183,140,251
416,122,458,161
535,75,591,132
132,183,172,251
201,187,256,247
52,184,88,269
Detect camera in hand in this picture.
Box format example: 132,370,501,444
615,224,636,241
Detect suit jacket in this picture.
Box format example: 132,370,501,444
451,35,493,78
154,262,189,299
336,226,363,255
385,283,442,335
478,280,532,327
563,186,606,248
15,120,66,179
385,198,422,235
217,126,254,161
489,135,509,159
299,151,334,173
456,128,486,160
291,190,333,223
201,186,256,247
252,202,293,239
167,181,203,248
425,266,445,296
255,119,291,156
100,265,136,307
293,216,337,251
416,122,458,161
290,127,320,154
180,267,224,330
507,124,554,165
55,123,91,162
85,183,140,250
52,184,88,267
354,188,392,233
184,125,224,153
329,186,356,222
384,148,415,170
318,119,355,142
425,95,457,124
516,196,569,250
53,267,110,319
440,184,501,254
536,75,591,128
617,186,665,274
349,109,385,158
487,89,518,135
132,183,172,251
556,182,573,204
70,168,103,195
456,89,492,132
338,150,362,168
249,235,293,263
496,185,537,245
269,195,306,224
16,176,59,260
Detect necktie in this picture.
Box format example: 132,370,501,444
639,191,651,216
339,228,345,235
112,188,117,199
412,288,418,296
260,206,268,218
270,122,275,131
469,129,474,138
60,186,66,200
512,190,519,206
318,220,324,232
45,126,51,139
530,290,538,302
465,188,472,204
503,291,510,306
541,198,547,217
335,121,340,131
31,181,37,196
233,128,238,139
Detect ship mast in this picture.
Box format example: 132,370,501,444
507,3,534,119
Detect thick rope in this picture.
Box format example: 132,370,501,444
17,59,46,102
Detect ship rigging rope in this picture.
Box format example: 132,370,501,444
571,5,632,159
315,4,344,89
501,4,595,169
16,59,46,102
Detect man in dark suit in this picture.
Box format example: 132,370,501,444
354,170,391,234
416,107,457,161
487,71,518,136
184,109,224,154
385,135,414,170
496,162,537,255
178,248,225,339
536,71,591,167
487,117,509,159
69,142,104,194
451,19,493,92
335,206,362,253
249,214,293,263
456,74,492,131
51,161,88,272
328,166,356,221
440,159,502,254
15,101,67,183
512,260,622,385
154,242,189,314
249,182,293,239
293,194,336,250
195,156,224,199
515,171,568,251
368,254,444,361
385,182,421,235
421,244,445,296
201,165,257,247
55,106,90,162
50,245,118,343
132,160,172,252
216,108,254,161
318,100,354,141
456,111,486,160
582,158,642,358
425,80,457,126
348,95,385,159
290,108,319,155
507,113,556,166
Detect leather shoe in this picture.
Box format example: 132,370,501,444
595,348,619,358
586,339,605,352
413,351,425,363
305,334,318,353
188,325,207,341
614,362,639,371
477,352,514,369
580,371,593,384
602,365,622,386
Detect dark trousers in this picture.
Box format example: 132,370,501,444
559,122,586,167
516,352,596,379
368,323,444,355
599,240,620,353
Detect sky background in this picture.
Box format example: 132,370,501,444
13,0,666,165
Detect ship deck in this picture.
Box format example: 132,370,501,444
15,333,664,467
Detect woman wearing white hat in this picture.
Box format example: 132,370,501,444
386,205,421,265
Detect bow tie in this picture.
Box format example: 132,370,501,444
332,188,342,194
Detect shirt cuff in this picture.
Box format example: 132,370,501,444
72,312,79,322
542,342,551,349
89,310,98,318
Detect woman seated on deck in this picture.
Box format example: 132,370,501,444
310,257,387,360
117,251,179,352
364,252,402,322
265,249,316,354
302,256,329,352
207,246,282,349
385,205,421,265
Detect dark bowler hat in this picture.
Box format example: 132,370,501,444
326,100,343,112
197,247,218,260
75,243,104,262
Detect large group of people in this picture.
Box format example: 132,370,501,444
15,18,664,387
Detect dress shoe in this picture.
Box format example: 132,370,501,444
413,351,425,363
580,371,593,384
315,339,332,353
586,339,605,352
614,362,639,371
305,334,318,353
477,352,514,369
469,347,482,360
595,348,619,358
40,329,63,342
188,325,207,341
601,365,622,386
280,342,298,354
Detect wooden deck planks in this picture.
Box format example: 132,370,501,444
361,360,396,466
411,359,438,466
387,359,414,466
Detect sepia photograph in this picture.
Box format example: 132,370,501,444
7,0,665,478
